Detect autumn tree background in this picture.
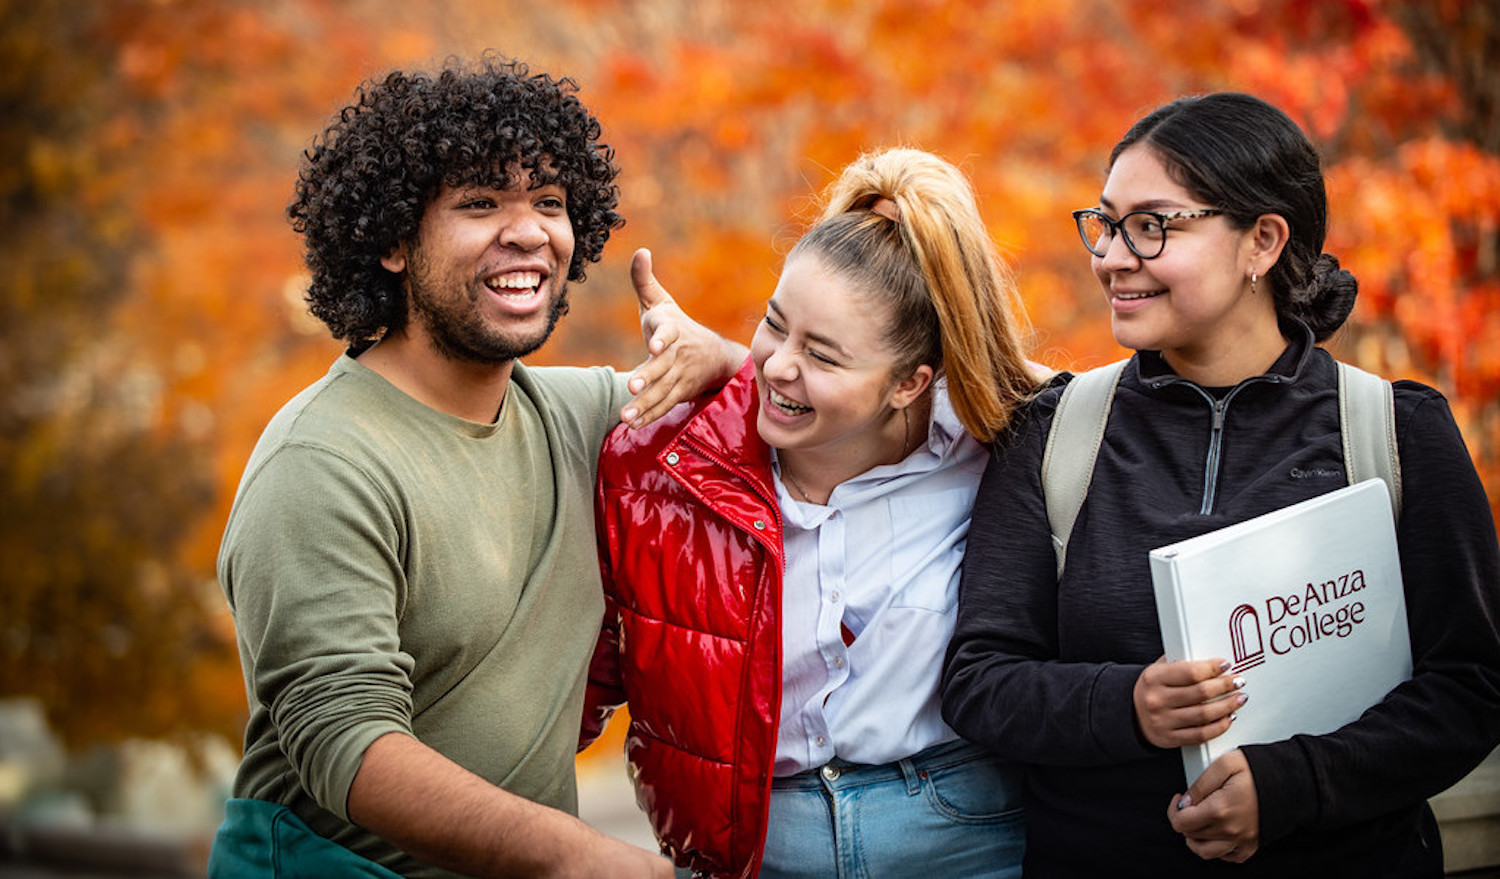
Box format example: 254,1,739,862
2,0,1496,755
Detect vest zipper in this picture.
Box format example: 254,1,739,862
680,436,782,539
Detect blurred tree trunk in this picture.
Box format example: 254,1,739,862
1389,0,1500,153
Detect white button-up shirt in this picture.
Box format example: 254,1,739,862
772,386,988,775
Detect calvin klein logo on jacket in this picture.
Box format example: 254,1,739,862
1290,466,1343,480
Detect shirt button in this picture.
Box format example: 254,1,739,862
821,764,841,781
664,452,679,465
815,735,827,747
753,519,767,530
830,591,841,602
834,657,845,669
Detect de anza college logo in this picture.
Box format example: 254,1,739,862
1229,567,1372,673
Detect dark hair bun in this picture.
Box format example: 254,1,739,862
1295,253,1358,341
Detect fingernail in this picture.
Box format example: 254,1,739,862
1177,794,1193,810
1233,676,1246,690
622,408,638,421
1236,693,1248,706
1218,661,1231,672
1229,712,1239,723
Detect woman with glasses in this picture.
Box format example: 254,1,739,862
943,92,1500,877
583,148,1047,878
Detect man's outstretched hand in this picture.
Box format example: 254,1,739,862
622,247,746,428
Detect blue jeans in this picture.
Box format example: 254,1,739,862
759,739,1024,879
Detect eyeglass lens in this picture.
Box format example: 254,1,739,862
1076,212,1167,259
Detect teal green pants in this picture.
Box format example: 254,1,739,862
208,798,403,878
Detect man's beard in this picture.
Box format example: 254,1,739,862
406,258,570,366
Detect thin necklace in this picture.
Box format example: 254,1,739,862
781,463,821,505
781,406,913,505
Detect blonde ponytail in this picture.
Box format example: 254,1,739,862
793,148,1037,442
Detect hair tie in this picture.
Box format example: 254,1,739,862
868,196,901,223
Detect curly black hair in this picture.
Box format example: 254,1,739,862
288,54,623,343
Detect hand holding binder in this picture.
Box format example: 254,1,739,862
1149,479,1412,785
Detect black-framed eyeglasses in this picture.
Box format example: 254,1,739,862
1071,208,1224,260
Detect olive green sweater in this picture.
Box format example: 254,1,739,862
218,354,629,877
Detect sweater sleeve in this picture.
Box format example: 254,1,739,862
1243,385,1500,843
942,390,1157,766
219,443,415,820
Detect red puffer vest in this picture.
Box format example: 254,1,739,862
583,358,784,879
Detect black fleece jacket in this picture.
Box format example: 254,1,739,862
943,325,1500,878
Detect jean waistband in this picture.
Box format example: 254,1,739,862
772,738,994,793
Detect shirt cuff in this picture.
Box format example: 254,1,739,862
1241,740,1318,844
1092,662,1159,761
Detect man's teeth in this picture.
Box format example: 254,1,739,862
486,272,542,293
770,390,811,414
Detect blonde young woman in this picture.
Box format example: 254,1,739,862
582,148,1048,878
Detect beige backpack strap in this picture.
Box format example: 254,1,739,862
1042,359,1128,579
1338,361,1402,519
